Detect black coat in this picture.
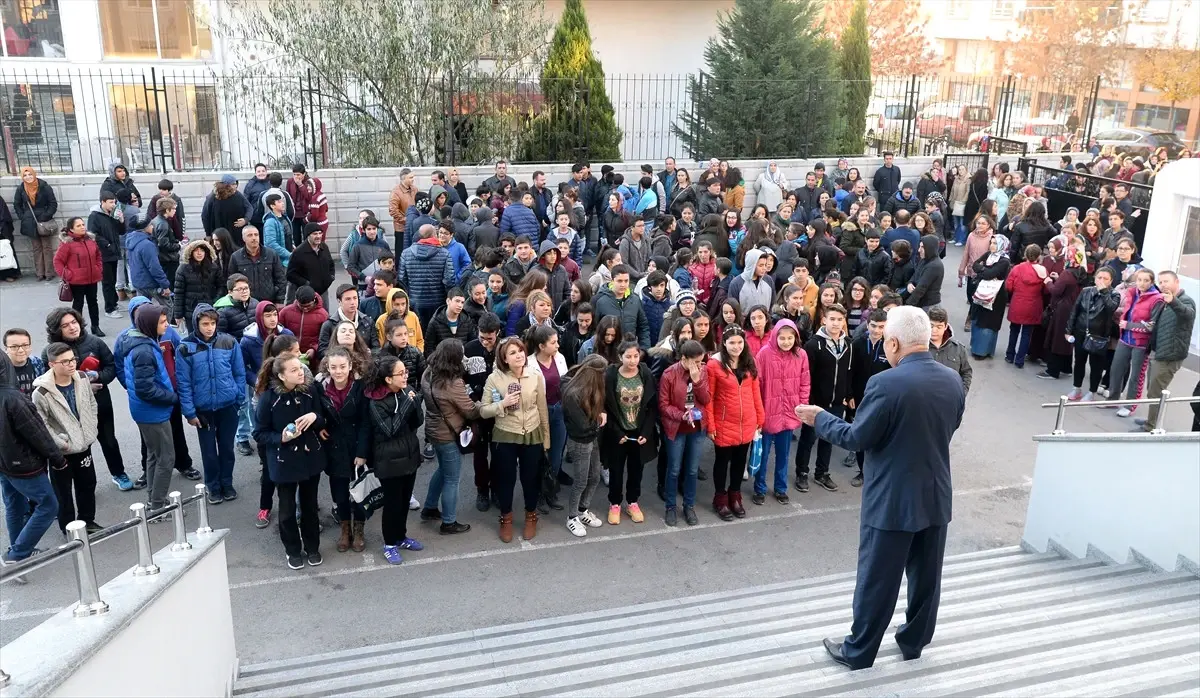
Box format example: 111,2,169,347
1068,285,1119,338
13,180,57,238
0,354,65,477
217,299,257,340
1009,219,1056,265
254,378,329,484
906,236,944,308
368,388,424,479
805,331,853,408
601,207,629,249
889,256,915,292
962,181,989,225
201,191,252,245
423,308,478,359
100,174,142,206
173,254,223,323
0,195,13,240
855,246,894,287
229,247,287,304
969,256,1012,331
87,207,124,263
600,363,658,465
319,312,379,356
321,379,371,480
286,242,336,296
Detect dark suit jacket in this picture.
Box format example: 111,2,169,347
815,351,964,532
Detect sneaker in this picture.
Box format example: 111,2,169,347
409,495,421,511
851,474,864,487
286,555,304,570
664,507,678,527
1098,387,1110,398
751,492,766,505
600,468,610,486
683,506,699,526
306,551,323,566
774,491,790,505
236,441,253,456
382,545,403,565
419,507,442,521
1067,388,1083,401
626,502,644,523
1116,407,1133,418
566,516,588,537
475,492,491,512
697,468,709,481
954,241,964,247
608,504,621,525
223,487,238,502
1134,418,1149,427
795,475,809,493
182,467,202,481
112,473,134,491
814,474,838,491
439,522,470,535
0,556,28,585
105,310,124,319
207,492,224,505
1035,371,1057,380
85,521,105,534
422,443,435,460
579,510,604,528
842,451,858,468
256,510,271,529
1080,391,1094,402
399,538,424,550
133,474,147,490
92,328,106,338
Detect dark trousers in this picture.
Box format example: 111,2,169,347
276,474,320,557
141,402,193,473
607,436,644,505
258,450,275,511
1044,351,1072,379
712,442,749,493
101,261,118,312
195,405,238,496
380,474,417,545
71,283,100,329
1004,323,1035,367
50,448,97,532
163,262,179,292
843,523,948,669
416,305,437,331
472,421,495,495
494,441,541,515
94,389,127,477
1072,341,1110,393
797,403,845,478
328,475,366,522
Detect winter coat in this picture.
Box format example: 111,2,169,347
692,214,731,260
728,247,777,312
838,223,867,265
641,287,673,348
201,190,252,244
449,203,477,255
471,207,499,251
794,186,823,221
499,201,541,241
255,375,328,484
262,213,292,265
1042,267,1083,356
916,172,945,206
0,354,65,477
287,241,336,296
150,214,181,267
13,178,57,238
398,237,457,312
958,230,993,280
657,360,712,441
214,295,258,340
970,255,1012,332
87,204,124,263
805,328,854,409
855,246,894,287
850,334,890,402
1116,286,1163,349
1009,219,1056,265
176,304,247,417
963,180,989,226
346,233,391,279
388,183,418,234
601,363,658,464
100,164,141,205
688,259,718,306
695,191,726,219
54,231,103,286
172,240,222,323
872,164,902,200
285,177,312,225
1150,290,1196,362
244,177,270,211
703,358,764,447
240,318,293,386
148,193,185,242
756,319,811,434
229,246,287,304
31,369,98,455
277,293,328,356
1005,261,1048,326
881,225,920,253
423,308,478,359
421,373,480,445
479,369,551,450
906,236,944,308
1068,285,1119,339
617,229,653,281
929,326,972,394
123,331,177,424
126,229,170,291
320,378,370,480
754,171,788,212
593,284,651,348
319,308,379,356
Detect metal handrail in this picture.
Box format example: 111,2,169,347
0,484,215,689
1042,390,1200,435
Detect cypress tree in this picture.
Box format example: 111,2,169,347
520,0,622,162
839,0,871,154
674,0,840,159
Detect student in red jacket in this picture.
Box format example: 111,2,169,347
1004,243,1048,368
658,339,711,527
754,318,810,505
277,286,329,361
703,325,765,521
54,217,105,334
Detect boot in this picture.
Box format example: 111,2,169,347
499,513,514,543
713,491,733,521
523,511,538,540
336,521,351,552
351,521,366,552
729,491,746,519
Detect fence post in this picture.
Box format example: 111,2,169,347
169,491,192,552
1083,75,1101,146
998,75,1016,139
130,503,160,576
1151,390,1171,435
694,71,705,160
901,74,919,158
68,521,110,617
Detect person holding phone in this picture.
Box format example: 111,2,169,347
601,340,657,525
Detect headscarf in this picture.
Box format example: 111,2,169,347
1068,234,1089,269
985,234,1010,266
1057,207,1080,228
134,303,163,339
20,167,38,203
1046,234,1069,260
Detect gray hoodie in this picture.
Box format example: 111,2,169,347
618,227,652,282
728,247,776,312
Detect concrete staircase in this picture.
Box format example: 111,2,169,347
233,546,1200,697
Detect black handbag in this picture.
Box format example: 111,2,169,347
1082,333,1108,355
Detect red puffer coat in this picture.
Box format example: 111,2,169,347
658,360,712,441
755,319,811,434
53,232,103,286
1004,261,1047,326
703,356,764,447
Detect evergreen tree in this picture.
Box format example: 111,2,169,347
838,0,871,154
674,0,840,159
520,0,622,162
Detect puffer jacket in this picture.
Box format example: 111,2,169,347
906,235,944,308
176,304,247,418
398,237,457,311
255,374,328,484
53,231,103,286
172,240,222,323
1150,290,1196,362
123,331,177,424
755,319,811,434
1068,285,1120,339
421,372,480,445
113,297,181,389
854,246,893,287
0,353,65,477
593,284,651,348
213,294,258,340
688,259,717,306
320,377,370,480
703,357,764,447
229,246,287,304
126,228,170,291
1005,261,1048,326
240,314,293,386
277,293,328,355
499,201,541,240
1116,286,1163,348
87,203,124,263
367,385,424,480
31,369,98,455
657,359,712,441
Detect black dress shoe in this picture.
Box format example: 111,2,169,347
823,638,854,670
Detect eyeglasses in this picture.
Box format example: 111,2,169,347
5,343,31,351
52,358,77,365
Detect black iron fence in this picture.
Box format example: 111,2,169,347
0,66,1175,175
1023,161,1153,246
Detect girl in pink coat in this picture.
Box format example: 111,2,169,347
753,318,811,504
1106,267,1162,417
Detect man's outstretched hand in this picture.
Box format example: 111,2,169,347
795,405,824,426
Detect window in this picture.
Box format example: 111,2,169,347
1135,0,1171,22
0,0,63,57
1133,103,1189,135
109,82,220,170
100,0,211,60
946,0,969,18
1093,100,1128,129
0,82,76,171
991,0,1015,18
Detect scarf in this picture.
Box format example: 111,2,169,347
325,379,352,412
21,167,39,204
985,234,1010,266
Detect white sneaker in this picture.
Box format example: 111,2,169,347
1098,387,1110,398
579,510,604,528
600,469,610,486
566,516,587,537
409,495,420,510
1080,391,1094,402
105,310,124,319
1066,388,1083,401
1116,407,1133,418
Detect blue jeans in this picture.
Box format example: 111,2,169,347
664,430,705,509
425,441,463,524
953,216,967,245
0,472,59,560
1005,323,1035,367
755,429,794,495
236,386,254,444
547,402,566,478
196,404,239,496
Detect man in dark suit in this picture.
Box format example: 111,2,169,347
796,306,966,670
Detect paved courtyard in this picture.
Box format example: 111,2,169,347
1,248,1197,663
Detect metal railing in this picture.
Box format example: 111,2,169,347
1042,390,1200,436
0,484,215,688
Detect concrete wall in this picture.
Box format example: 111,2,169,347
1023,434,1200,571
1141,158,1200,355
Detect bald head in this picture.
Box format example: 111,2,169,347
419,223,436,240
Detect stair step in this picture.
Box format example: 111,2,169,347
983,651,1200,697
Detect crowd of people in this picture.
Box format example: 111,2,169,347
1,152,1196,577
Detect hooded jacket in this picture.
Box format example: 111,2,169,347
703,356,764,448
728,247,777,313
593,283,651,348
756,319,812,434
398,236,457,311
54,230,103,286
32,368,99,455
693,214,731,259
472,207,499,250
0,353,65,477
87,202,125,263
928,324,972,394
172,240,222,323
373,288,424,351
100,162,142,206
277,293,329,355
906,235,944,308
125,226,170,291
240,301,293,384
617,227,653,282
176,304,247,417
287,238,336,296
536,240,572,310
123,329,177,425
450,202,477,255
113,297,181,388
641,285,673,346
262,210,292,265
804,327,853,408
229,245,287,304
255,373,328,484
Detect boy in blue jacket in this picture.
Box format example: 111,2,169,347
124,209,172,301
123,303,178,510
262,194,292,265
177,304,247,503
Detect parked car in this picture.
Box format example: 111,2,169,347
864,99,916,146
915,102,994,144
1092,128,1187,159
968,118,1071,153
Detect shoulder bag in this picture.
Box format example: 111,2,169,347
427,383,475,454
972,278,1003,310
27,197,58,238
